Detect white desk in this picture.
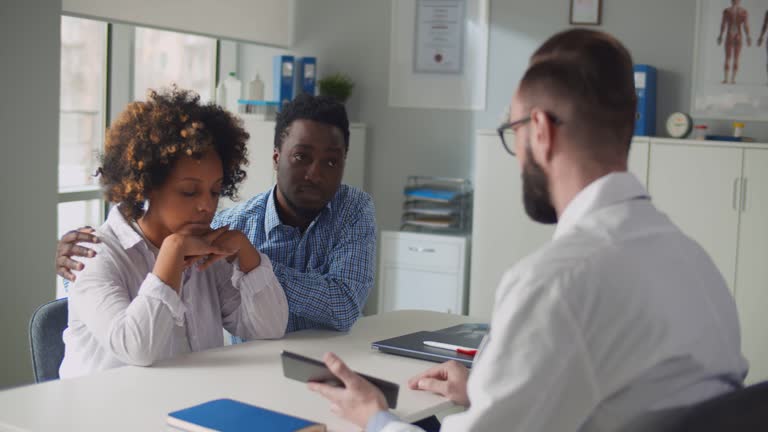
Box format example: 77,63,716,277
0,310,472,432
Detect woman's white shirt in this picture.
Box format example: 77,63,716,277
59,207,288,378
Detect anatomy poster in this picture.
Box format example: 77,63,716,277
692,0,768,120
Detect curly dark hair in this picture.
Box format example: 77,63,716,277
99,87,249,220
274,93,350,153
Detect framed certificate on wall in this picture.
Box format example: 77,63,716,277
389,0,489,110
414,0,465,74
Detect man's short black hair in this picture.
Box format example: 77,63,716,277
274,94,350,153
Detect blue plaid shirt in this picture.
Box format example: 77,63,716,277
212,184,376,333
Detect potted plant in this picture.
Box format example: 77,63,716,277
318,73,355,104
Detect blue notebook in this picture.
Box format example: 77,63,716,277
167,398,325,432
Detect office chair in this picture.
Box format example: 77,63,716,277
672,380,768,431
29,298,68,383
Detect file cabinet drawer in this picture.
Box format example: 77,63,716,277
378,230,469,314
381,232,464,270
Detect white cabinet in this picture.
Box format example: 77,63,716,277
628,137,650,186
733,148,768,383
226,117,276,207
648,141,768,383
470,131,768,384
469,132,552,319
647,141,743,291
346,125,368,193
469,133,650,319
220,115,367,208
378,231,469,315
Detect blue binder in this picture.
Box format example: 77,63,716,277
633,65,657,136
273,55,295,110
296,57,317,96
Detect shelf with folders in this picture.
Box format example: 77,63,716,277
400,176,472,234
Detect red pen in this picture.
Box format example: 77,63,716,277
423,341,478,356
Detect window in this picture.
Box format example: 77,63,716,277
57,200,103,239
133,27,217,101
56,19,221,297
58,16,108,297
60,16,107,190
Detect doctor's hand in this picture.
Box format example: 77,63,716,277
408,360,470,407
308,352,388,428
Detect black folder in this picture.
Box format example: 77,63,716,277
371,323,489,368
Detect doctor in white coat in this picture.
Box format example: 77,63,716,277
307,28,748,432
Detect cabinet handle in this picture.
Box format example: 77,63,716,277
408,246,436,253
732,178,740,210
741,178,748,212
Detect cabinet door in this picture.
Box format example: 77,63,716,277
381,265,461,314
469,134,650,319
735,148,768,383
344,126,367,191
377,231,468,315
629,137,650,187
648,142,743,291
469,132,553,319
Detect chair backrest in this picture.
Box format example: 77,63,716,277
672,381,768,431
29,298,68,383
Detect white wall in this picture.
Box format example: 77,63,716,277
277,0,476,314
259,0,768,313
0,0,61,389
276,0,768,232
476,0,768,138
244,0,476,234
63,0,295,47
0,0,758,390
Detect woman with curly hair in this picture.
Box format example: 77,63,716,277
59,87,288,378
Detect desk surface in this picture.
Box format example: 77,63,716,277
0,310,473,432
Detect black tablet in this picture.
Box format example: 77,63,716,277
280,350,399,409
